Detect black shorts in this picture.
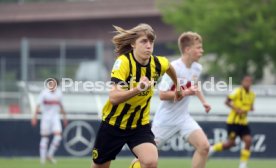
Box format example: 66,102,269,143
92,121,156,164
227,124,251,140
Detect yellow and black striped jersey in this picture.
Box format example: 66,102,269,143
102,52,169,130
226,87,255,125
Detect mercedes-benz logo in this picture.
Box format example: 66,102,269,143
63,121,95,156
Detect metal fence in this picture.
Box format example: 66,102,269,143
0,38,112,115
1,38,276,119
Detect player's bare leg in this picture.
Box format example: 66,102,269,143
131,143,158,168
92,161,111,168
47,132,62,164
188,129,210,168
239,135,252,168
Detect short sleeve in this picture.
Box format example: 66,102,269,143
110,55,130,84
228,88,239,100
157,56,170,76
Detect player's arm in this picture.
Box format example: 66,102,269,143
250,93,256,112
225,97,243,115
164,64,183,101
159,65,179,101
32,91,43,127
109,76,152,105
159,81,196,101
60,104,68,127
109,85,140,105
251,103,254,111
159,64,197,101
110,56,155,105
251,104,254,111
159,88,196,101
225,97,234,109
194,87,211,113
249,94,255,112
31,105,40,127
159,90,176,101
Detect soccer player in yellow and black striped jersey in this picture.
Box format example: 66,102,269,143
91,24,182,168
209,76,256,168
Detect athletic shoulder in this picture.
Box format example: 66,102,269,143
114,54,129,68
118,54,129,62
191,62,202,72
40,89,48,95
56,88,63,96
228,87,241,99
170,58,182,69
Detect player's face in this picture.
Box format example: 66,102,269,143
189,41,204,62
242,76,252,89
47,80,57,91
132,34,154,62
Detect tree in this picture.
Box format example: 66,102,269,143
157,0,276,83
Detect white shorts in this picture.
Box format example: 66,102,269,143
152,116,201,147
40,117,62,135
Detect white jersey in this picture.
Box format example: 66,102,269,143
38,88,63,120
153,58,202,127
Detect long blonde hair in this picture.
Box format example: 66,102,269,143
112,23,156,56
178,32,202,54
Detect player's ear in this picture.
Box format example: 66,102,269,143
185,46,190,53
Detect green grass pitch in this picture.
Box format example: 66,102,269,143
0,157,275,168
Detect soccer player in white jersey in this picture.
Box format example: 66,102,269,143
31,78,67,165
152,32,211,168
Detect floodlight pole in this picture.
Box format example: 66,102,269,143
59,41,66,79
96,41,104,80
21,38,29,83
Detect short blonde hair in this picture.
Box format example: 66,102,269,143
178,32,202,54
112,23,156,56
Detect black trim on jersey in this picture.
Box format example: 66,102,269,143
105,105,118,123
126,105,141,130
153,56,161,77
114,103,131,127
135,61,141,82
111,77,125,85
146,60,151,80
137,97,151,127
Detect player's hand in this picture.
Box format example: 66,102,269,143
235,108,246,115
184,85,199,96
174,89,183,101
203,102,211,113
63,119,68,127
183,89,196,96
234,107,242,115
31,118,37,127
138,76,153,91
